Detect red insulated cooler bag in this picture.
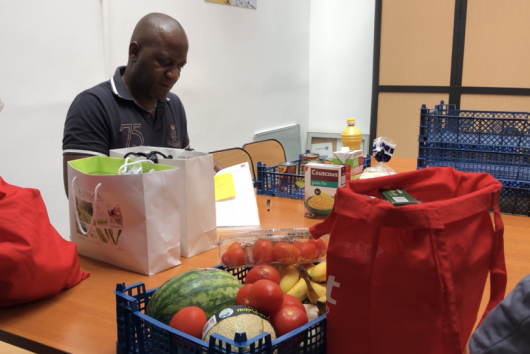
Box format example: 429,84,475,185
310,167,506,354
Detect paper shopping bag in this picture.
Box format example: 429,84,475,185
310,167,506,354
68,156,181,275
110,147,217,258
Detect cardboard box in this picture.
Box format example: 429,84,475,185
304,164,346,218
332,148,364,180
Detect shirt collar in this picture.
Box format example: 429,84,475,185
110,66,171,105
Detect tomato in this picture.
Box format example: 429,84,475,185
297,242,319,262
308,238,327,258
270,305,308,337
221,247,246,267
235,284,253,306
252,239,275,264
228,241,242,250
291,240,304,249
244,247,255,266
273,242,300,264
245,264,280,284
280,294,305,312
169,306,207,339
248,279,284,315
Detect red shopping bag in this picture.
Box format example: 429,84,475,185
0,177,89,307
310,167,506,354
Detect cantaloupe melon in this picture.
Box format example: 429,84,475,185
202,305,276,350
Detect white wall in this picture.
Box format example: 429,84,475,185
0,0,310,239
309,0,375,138
0,0,105,239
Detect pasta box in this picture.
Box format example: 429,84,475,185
304,163,346,218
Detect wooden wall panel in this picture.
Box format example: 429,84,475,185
376,92,449,158
461,94,530,112
462,0,530,88
379,0,455,86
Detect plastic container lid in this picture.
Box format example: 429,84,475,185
217,227,313,245
347,118,356,125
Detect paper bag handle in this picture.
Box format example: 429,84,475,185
123,151,172,163
71,176,101,236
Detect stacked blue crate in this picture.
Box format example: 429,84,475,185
417,101,530,216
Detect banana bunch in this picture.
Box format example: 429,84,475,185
277,261,327,306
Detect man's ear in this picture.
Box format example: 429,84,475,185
129,41,140,61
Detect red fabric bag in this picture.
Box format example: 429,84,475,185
0,177,89,307
310,167,506,354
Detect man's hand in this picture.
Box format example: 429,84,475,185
214,161,224,174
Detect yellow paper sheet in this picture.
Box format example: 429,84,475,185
215,172,236,201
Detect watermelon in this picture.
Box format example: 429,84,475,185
146,268,243,325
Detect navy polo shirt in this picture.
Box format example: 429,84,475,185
63,66,190,156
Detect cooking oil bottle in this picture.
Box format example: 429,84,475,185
340,118,362,151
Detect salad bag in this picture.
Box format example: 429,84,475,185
68,156,181,275
0,177,89,307
310,167,506,354
110,147,216,258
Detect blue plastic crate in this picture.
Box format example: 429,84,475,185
256,153,372,199
417,101,530,216
498,179,530,216
115,265,327,354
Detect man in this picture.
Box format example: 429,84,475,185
63,13,220,196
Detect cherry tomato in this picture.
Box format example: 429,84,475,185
235,284,253,306
248,279,284,315
270,305,308,337
169,306,207,339
221,247,246,267
273,242,300,264
245,264,281,284
252,239,275,264
297,242,319,262
280,294,305,312
228,242,242,250
308,238,327,258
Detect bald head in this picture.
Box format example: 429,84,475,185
122,13,189,107
131,13,188,50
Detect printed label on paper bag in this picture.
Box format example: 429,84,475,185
74,188,124,245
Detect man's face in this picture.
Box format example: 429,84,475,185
131,32,188,101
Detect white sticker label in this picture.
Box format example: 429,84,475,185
392,196,408,203
202,314,217,340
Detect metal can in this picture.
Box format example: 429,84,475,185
278,162,298,192
301,153,320,170
278,162,298,175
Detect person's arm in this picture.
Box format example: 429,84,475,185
468,273,530,353
63,154,92,198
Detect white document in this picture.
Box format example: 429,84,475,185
311,142,334,159
215,162,260,227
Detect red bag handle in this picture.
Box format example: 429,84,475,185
478,191,507,324
426,209,463,353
